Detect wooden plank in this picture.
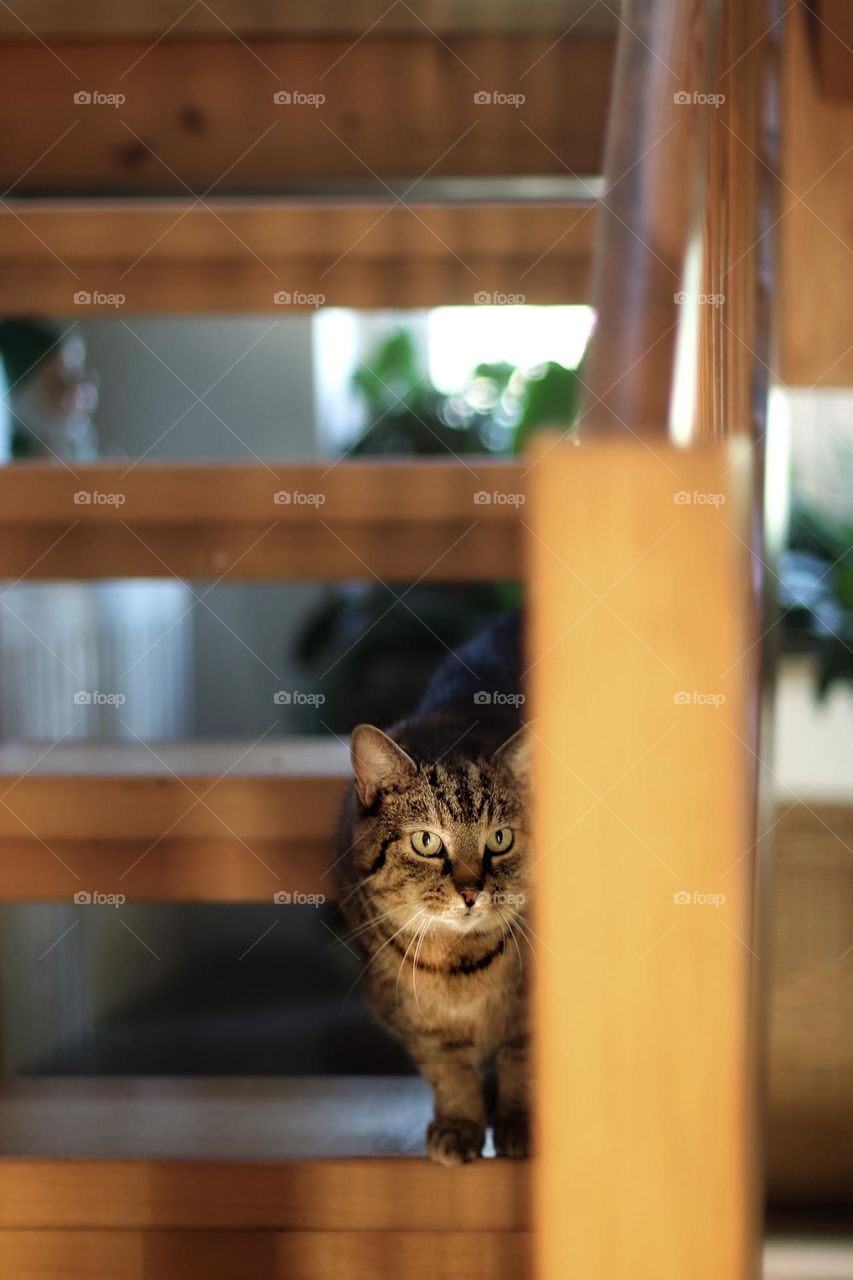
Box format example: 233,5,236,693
0,200,596,312
781,4,853,384
0,1230,532,1280
0,1230,847,1280
0,0,616,36
0,766,344,840
0,739,345,901
0,838,331,902
529,439,758,1280
0,36,612,196
0,1160,528,1231
0,522,522,581
0,462,525,523
766,802,853,1205
0,1079,530,1229
0,462,524,580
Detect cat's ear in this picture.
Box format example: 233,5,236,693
351,725,417,808
492,726,531,784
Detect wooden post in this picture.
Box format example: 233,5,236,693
530,437,759,1280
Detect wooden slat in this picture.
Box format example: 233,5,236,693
781,3,853,384
0,739,345,901
0,0,616,36
0,1231,848,1280
0,1079,530,1229
0,462,524,580
0,1230,532,1280
0,1161,528,1231
0,838,331,902
767,802,853,1205
0,36,612,196
529,439,758,1280
0,200,596,312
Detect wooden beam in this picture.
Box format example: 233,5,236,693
781,3,853,384
0,200,596,312
529,438,759,1280
0,0,616,37
0,36,612,196
0,1231,532,1280
0,462,525,580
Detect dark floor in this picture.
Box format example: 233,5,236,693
31,904,413,1077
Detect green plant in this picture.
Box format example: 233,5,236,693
782,503,853,695
292,325,581,731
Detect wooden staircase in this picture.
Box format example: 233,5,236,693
0,1078,530,1279
0,1,805,1278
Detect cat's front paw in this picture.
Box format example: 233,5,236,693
426,1117,485,1166
493,1111,530,1159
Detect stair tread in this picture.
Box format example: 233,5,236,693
0,737,348,779
0,1076,530,1233
0,1075,436,1160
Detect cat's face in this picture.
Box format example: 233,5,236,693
348,725,529,938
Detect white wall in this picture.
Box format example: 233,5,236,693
775,657,853,802
72,314,325,739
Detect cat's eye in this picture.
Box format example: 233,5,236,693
485,827,514,854
410,830,444,857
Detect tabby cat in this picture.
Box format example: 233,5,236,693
335,612,530,1165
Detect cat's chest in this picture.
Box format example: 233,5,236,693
395,946,522,1022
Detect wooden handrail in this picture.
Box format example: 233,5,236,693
581,0,719,438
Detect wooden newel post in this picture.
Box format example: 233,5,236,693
528,0,778,1275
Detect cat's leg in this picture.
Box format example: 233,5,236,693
412,1037,486,1166
493,1034,530,1158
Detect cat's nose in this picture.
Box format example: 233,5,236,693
459,888,481,909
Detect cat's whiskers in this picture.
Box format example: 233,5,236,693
507,911,537,961
335,880,370,912
411,914,435,1023
343,907,429,1005
335,903,404,947
495,906,525,981
395,914,427,1008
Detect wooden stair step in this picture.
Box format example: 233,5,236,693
0,35,612,197
0,1077,531,1277
0,0,616,37
0,461,525,580
0,197,595,311
0,738,347,901
0,1230,532,1280
0,1075,530,1225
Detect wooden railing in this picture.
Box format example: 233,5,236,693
0,1,798,1278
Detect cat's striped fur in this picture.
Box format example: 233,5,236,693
335,705,530,1166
